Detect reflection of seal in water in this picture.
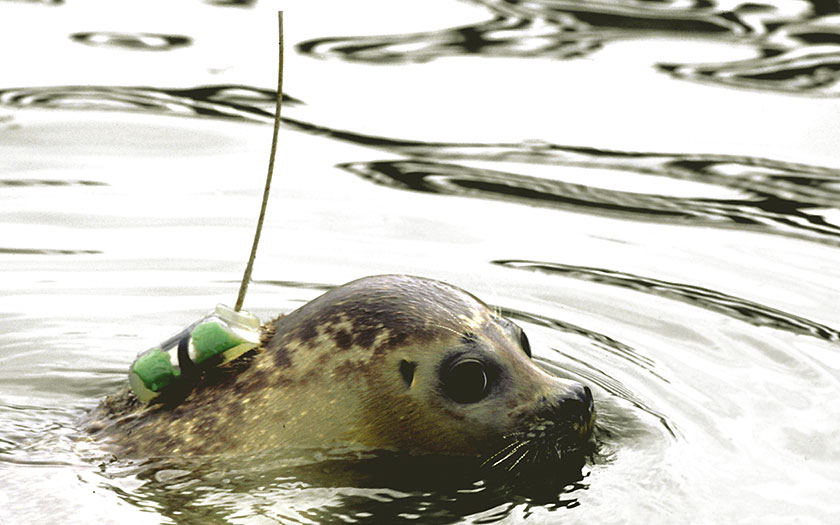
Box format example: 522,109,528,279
88,275,594,465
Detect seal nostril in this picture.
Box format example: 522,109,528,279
399,360,417,387
567,383,594,414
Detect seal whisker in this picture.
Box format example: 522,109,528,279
483,442,519,466
506,447,531,472
482,438,530,468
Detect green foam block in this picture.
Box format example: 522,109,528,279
132,347,180,392
191,321,245,363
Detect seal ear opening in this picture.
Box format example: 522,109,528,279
399,360,417,387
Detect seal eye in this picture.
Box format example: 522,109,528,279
519,329,532,358
442,359,489,404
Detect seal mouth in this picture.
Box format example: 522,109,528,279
481,401,596,475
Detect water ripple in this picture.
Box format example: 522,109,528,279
70,32,191,51
500,307,659,373
499,307,678,437
204,0,256,6
1,0,62,4
2,85,837,246
296,0,840,96
0,179,107,187
0,248,101,255
660,13,840,95
297,14,599,64
0,85,295,122
494,259,840,343
296,0,752,64
336,146,840,247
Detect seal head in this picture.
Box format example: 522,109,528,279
91,274,594,467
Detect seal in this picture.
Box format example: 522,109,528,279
88,274,594,466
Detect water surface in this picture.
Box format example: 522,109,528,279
2,0,840,523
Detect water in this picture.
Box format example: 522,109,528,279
2,0,839,523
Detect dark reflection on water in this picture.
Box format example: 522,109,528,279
495,259,840,342
297,0,840,95
70,32,192,52
0,179,106,187
97,450,591,525
204,0,256,6
0,247,102,255
1,0,62,4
